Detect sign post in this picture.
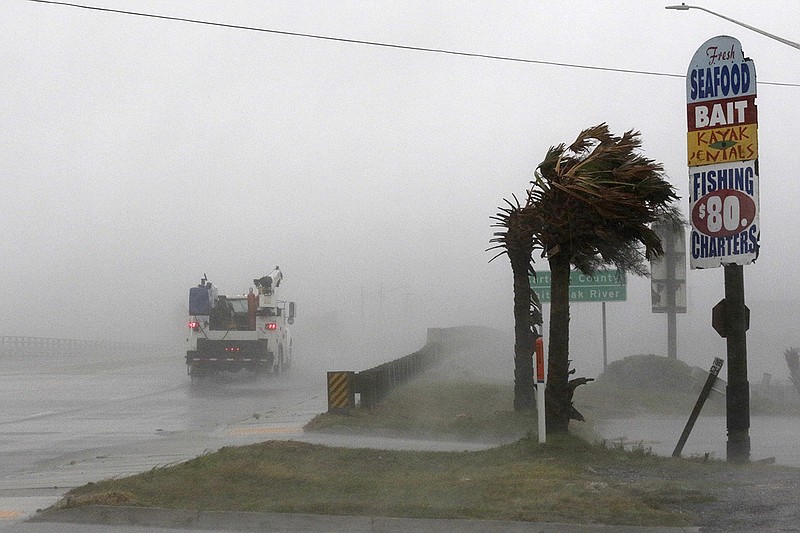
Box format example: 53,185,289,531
535,337,546,444
651,222,688,359
530,270,626,303
673,357,724,458
686,35,757,462
531,269,626,371
687,35,759,268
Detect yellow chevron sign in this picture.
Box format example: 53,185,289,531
327,371,355,411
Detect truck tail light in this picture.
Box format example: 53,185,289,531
188,321,199,330
266,323,278,330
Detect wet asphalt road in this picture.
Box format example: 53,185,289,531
0,350,328,528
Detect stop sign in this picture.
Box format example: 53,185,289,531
712,298,750,338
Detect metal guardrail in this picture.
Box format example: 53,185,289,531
327,327,466,411
0,336,164,357
353,342,444,409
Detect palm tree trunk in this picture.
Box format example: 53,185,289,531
546,252,571,433
510,251,534,410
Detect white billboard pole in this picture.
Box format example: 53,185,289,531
535,337,546,443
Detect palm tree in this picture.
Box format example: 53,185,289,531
488,197,538,410
492,123,679,431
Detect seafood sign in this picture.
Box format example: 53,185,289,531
686,36,759,269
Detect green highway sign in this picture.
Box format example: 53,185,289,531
530,269,626,303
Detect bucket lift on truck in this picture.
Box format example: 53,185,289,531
185,267,296,378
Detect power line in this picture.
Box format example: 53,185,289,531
24,0,800,88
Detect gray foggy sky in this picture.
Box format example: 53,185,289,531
2,0,800,378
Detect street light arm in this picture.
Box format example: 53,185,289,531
666,3,800,51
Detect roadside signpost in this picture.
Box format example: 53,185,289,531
651,222,687,359
651,225,687,315
530,270,626,303
530,269,626,370
685,35,757,463
673,357,724,458
535,337,546,444
687,36,759,269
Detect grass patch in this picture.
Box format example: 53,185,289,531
305,378,538,442
58,436,711,527
52,376,732,527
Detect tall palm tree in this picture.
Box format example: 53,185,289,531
488,196,537,410
534,124,679,433
492,123,679,431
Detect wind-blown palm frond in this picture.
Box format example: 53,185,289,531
528,123,678,276
488,195,544,272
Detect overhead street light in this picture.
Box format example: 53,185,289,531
666,3,800,51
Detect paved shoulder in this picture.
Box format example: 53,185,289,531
22,505,700,533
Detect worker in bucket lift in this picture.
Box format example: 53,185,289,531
247,287,257,330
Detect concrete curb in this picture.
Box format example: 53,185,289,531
28,506,701,532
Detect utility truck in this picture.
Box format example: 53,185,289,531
185,267,295,378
